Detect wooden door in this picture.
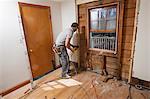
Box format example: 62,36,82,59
19,3,54,79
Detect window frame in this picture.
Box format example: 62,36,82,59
87,2,120,56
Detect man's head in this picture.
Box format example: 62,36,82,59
71,22,79,32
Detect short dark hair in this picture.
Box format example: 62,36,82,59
71,22,79,28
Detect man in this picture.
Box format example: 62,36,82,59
55,22,79,78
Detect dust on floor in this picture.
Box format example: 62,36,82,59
18,70,150,99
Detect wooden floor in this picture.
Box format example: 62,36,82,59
19,68,149,99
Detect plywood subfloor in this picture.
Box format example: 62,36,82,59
19,69,150,99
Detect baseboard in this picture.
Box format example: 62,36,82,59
130,77,150,88
1,65,62,97
55,65,61,69
1,80,30,96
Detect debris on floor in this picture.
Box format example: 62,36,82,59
17,70,150,99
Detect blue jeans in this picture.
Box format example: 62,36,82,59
57,46,70,76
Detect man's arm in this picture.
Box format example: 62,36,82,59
65,35,74,52
70,44,79,48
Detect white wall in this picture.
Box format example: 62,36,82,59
50,1,62,40
0,0,76,94
0,0,62,92
0,24,2,93
133,0,150,81
19,0,50,6
0,0,31,92
61,0,76,31
76,0,98,5
49,1,62,66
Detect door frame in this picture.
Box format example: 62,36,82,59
18,2,55,79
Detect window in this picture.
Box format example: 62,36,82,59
88,4,118,53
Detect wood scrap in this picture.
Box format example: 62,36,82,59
99,75,114,82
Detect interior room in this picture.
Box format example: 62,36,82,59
0,0,150,99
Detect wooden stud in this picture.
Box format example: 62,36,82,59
128,0,139,83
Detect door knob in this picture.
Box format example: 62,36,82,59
29,49,33,53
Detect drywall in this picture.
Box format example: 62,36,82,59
133,0,150,81
1,0,76,94
49,1,62,66
0,0,62,93
19,0,50,6
61,0,76,31
0,29,2,93
50,2,62,41
76,0,98,5
0,33,2,93
0,0,31,91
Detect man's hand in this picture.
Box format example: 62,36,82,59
70,44,79,52
72,47,78,53
70,44,79,48
74,47,78,51
65,35,79,53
